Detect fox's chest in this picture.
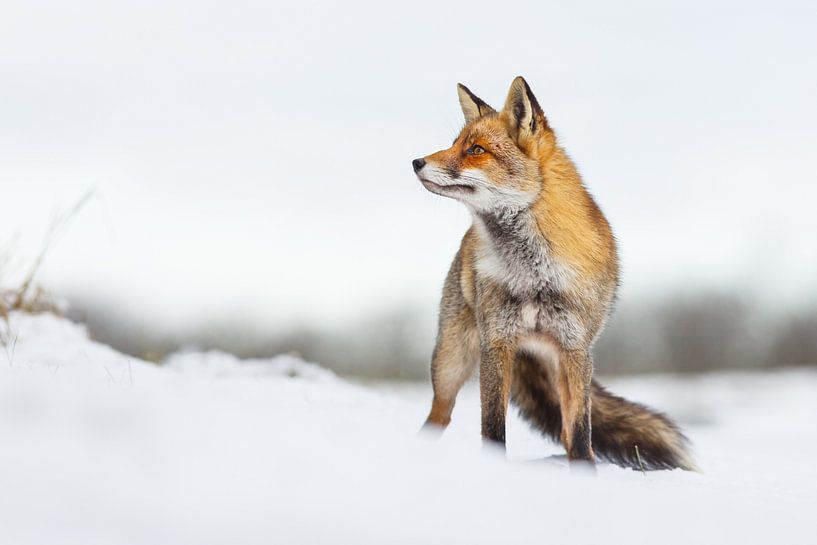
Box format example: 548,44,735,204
472,239,585,348
473,233,575,297
471,211,577,296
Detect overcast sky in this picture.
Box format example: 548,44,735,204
2,1,816,333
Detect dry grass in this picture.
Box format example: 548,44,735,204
0,190,93,349
9,190,93,312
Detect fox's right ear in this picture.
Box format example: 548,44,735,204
501,76,549,148
457,83,496,123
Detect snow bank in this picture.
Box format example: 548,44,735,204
165,349,338,382
0,312,814,545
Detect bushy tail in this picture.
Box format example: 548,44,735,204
512,354,698,471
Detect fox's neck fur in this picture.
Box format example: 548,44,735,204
472,147,617,296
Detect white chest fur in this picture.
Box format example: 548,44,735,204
471,213,576,296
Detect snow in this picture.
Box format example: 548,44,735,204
0,312,815,545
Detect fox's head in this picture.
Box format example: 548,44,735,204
412,76,556,212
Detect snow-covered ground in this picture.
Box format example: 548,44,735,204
0,313,815,545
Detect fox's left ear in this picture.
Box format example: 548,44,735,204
502,76,549,145
457,83,496,123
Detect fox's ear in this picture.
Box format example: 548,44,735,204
502,76,548,145
457,83,496,123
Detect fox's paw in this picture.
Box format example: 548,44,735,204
568,458,597,475
418,419,446,437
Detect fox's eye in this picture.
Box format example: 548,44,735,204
467,144,486,156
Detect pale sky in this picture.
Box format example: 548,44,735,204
2,1,816,333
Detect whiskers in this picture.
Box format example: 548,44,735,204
453,174,486,185
423,166,483,188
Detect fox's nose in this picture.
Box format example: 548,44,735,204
412,158,426,172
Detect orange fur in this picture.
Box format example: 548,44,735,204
532,150,617,283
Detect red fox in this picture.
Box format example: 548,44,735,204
412,77,696,470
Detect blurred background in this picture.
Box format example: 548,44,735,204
2,0,816,378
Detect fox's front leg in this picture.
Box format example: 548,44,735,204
479,341,514,446
424,308,479,429
556,349,595,464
